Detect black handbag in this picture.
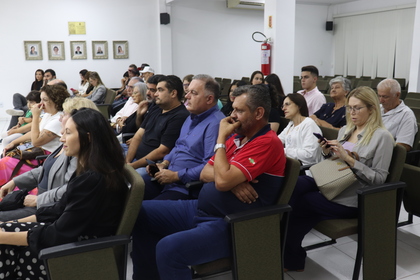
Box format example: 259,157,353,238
0,189,29,211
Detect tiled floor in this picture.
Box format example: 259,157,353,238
2,118,420,280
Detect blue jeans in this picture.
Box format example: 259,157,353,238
131,200,232,280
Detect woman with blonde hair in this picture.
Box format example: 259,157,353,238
84,71,107,104
284,86,394,272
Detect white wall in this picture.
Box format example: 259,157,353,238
170,0,334,79
0,0,159,120
1,0,414,121
170,0,264,80
295,4,334,77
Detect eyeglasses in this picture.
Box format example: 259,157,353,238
346,106,366,113
281,102,293,109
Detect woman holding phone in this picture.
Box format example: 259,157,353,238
284,87,394,271
0,108,127,279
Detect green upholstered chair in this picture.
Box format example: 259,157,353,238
304,144,406,280
398,163,420,227
97,88,116,120
39,165,145,280
191,157,301,280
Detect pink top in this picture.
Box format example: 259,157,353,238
298,87,326,116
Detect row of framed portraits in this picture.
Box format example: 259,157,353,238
24,40,129,61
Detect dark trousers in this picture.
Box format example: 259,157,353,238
141,171,190,200
131,200,231,280
7,93,28,130
284,175,358,270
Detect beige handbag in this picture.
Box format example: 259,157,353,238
309,155,358,200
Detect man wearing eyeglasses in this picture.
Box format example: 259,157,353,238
377,78,417,151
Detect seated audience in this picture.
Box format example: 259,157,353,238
278,93,322,166
85,71,106,104
310,76,350,129
377,78,418,151
182,74,194,95
125,75,189,173
42,69,57,87
266,84,282,133
265,73,286,116
298,65,326,115
120,75,163,138
140,66,155,83
250,70,264,85
1,85,69,185
131,84,286,280
115,71,129,97
284,86,395,271
141,74,225,200
70,69,90,96
1,91,41,146
0,108,127,279
0,98,98,221
111,76,142,116
220,80,247,116
31,69,44,91
111,82,146,134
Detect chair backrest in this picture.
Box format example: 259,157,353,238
319,126,339,140
116,164,145,236
105,88,116,104
277,157,301,205
113,165,145,278
385,144,406,183
412,123,420,150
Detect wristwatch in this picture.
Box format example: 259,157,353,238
214,143,226,153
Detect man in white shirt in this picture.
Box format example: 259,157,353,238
298,65,326,115
377,78,417,151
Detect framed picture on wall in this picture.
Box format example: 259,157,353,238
92,41,108,59
48,41,65,60
24,41,42,60
70,41,87,60
113,41,129,59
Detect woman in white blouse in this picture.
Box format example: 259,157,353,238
278,93,322,166
71,69,90,96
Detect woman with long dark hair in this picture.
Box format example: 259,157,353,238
0,108,127,279
31,69,44,91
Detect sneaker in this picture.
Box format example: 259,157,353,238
6,109,24,116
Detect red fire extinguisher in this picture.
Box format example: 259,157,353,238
261,40,271,76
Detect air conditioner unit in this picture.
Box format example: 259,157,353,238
226,0,265,10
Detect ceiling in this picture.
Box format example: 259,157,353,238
296,0,357,5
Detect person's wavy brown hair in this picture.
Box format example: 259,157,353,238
40,84,70,111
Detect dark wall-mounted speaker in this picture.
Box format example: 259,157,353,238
160,13,170,25
326,21,333,31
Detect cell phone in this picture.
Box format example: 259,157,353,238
146,159,159,177
313,133,331,148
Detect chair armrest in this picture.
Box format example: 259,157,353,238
36,155,48,160
300,163,315,171
406,149,420,166
356,181,406,196
39,235,130,260
185,181,203,190
224,204,292,223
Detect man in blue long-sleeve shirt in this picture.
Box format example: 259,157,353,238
141,74,225,200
